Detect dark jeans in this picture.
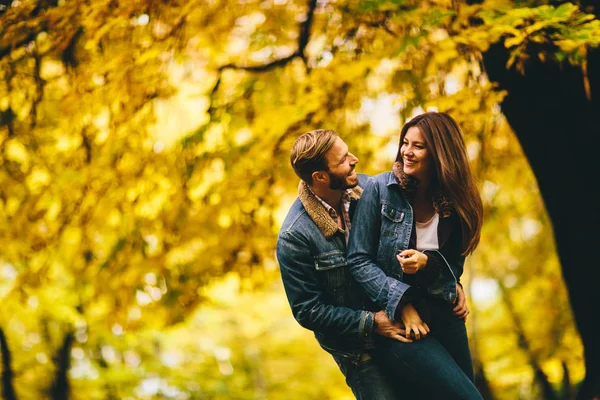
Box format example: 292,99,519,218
370,297,482,400
336,356,405,400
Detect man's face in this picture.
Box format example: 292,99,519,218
324,137,359,190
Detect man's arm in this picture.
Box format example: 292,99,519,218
277,229,374,344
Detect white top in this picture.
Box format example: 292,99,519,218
416,213,439,251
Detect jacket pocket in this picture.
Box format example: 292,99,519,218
314,250,347,271
314,251,349,301
381,202,404,222
380,202,404,237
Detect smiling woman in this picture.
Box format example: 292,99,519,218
347,111,484,399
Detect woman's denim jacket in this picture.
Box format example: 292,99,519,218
276,174,377,364
347,172,464,322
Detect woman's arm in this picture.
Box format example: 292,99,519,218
347,178,416,322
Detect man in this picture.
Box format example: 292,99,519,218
276,129,410,398
276,129,470,399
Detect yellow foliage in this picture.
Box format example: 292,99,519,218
0,0,589,398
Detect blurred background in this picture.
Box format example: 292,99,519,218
1,0,598,399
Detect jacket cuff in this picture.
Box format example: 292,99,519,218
361,310,375,341
416,250,444,286
387,280,420,322
392,286,428,321
421,250,458,303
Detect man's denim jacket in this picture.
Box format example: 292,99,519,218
276,174,376,364
347,172,464,322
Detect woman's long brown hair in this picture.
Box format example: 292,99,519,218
395,112,483,255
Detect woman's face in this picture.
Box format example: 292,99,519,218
400,126,433,183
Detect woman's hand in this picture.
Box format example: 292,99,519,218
396,249,428,274
453,284,469,322
400,304,430,341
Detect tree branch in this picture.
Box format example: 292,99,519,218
218,0,317,72
30,47,46,129
497,279,559,400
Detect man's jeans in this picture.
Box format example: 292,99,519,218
336,356,399,400
370,298,482,400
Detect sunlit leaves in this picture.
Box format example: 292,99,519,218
455,2,600,68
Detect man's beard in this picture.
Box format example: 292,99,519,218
328,170,357,190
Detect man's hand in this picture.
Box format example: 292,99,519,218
400,304,430,341
396,249,428,274
453,283,469,321
374,310,413,343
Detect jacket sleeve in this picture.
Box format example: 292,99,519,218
276,229,375,345
347,178,415,322
417,249,464,303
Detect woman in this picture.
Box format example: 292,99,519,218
348,112,484,399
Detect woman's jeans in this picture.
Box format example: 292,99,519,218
370,297,482,399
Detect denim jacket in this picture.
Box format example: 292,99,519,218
276,174,376,364
347,172,464,322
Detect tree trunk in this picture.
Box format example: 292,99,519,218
0,327,17,400
50,331,74,400
482,39,600,400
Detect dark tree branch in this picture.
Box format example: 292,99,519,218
188,0,319,149
562,361,574,400
184,0,319,148
82,128,92,164
31,47,46,129
0,327,17,400
497,279,559,400
219,54,296,73
218,0,317,72
49,331,74,400
297,0,317,61
31,0,60,18
181,0,320,151
2,62,16,137
0,0,60,60
61,27,83,69
356,11,398,37
0,29,41,60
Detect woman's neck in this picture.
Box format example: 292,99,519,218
413,180,432,205
412,181,435,222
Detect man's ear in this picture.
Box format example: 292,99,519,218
312,170,328,184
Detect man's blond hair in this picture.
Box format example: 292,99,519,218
290,129,338,184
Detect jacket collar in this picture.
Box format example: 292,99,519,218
386,168,400,186
298,181,362,238
391,161,453,219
